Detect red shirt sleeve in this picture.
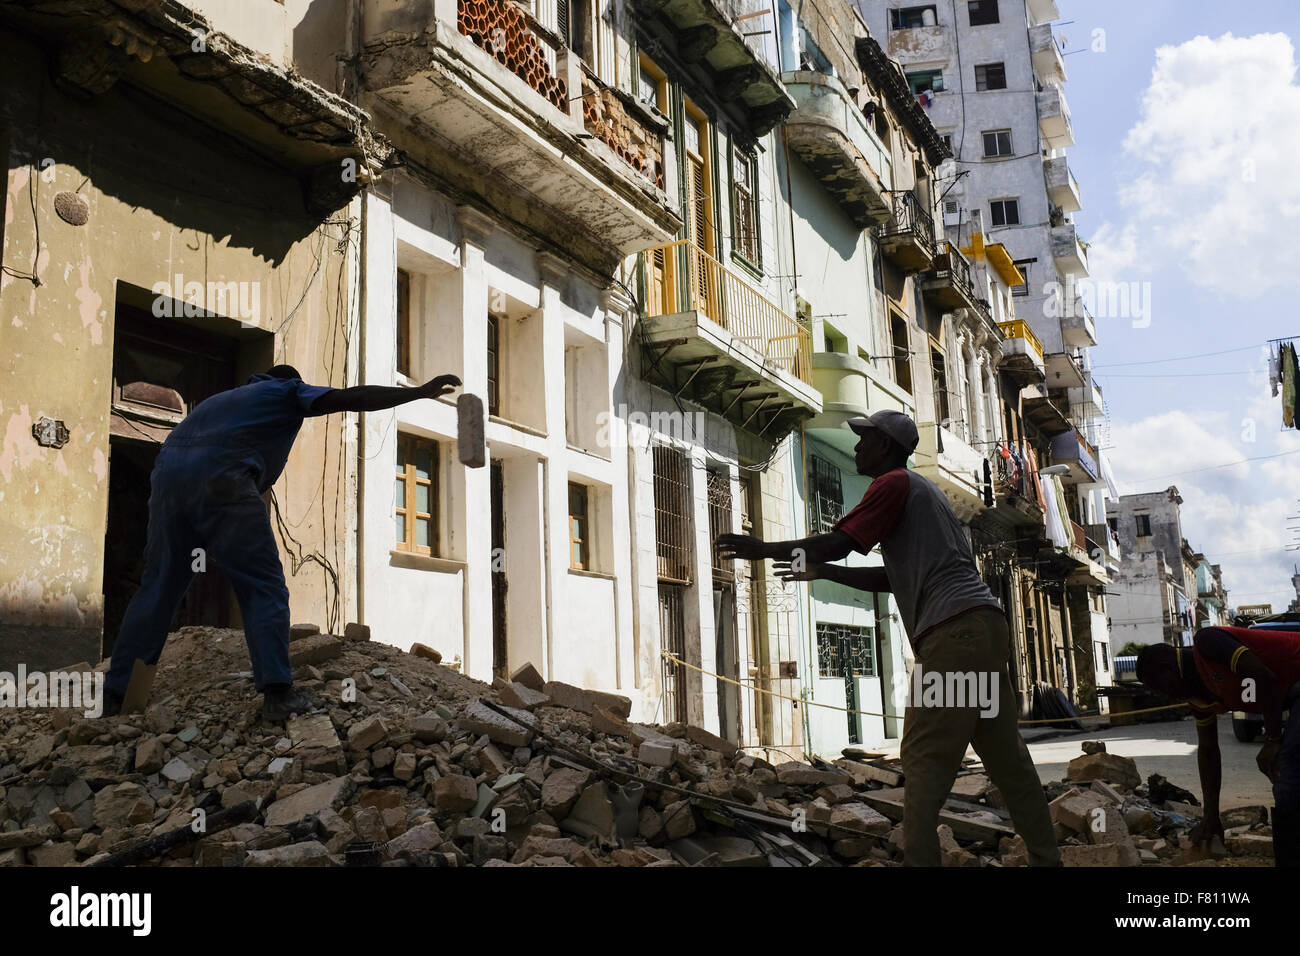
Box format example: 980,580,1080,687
834,468,908,554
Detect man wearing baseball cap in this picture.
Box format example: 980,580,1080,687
717,409,1058,866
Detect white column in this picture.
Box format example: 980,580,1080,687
457,205,495,682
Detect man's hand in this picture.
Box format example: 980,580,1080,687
1257,738,1283,781
774,559,824,582
716,533,769,562
419,374,462,400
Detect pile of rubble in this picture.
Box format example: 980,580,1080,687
0,624,1275,867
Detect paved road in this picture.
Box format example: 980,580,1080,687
871,716,1276,809
1024,717,1275,810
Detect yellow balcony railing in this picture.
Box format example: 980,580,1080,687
643,239,813,385
998,319,1045,362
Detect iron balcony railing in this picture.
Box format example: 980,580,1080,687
642,239,813,385
880,189,934,248
931,239,975,299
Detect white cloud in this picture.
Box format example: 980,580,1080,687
1109,382,1300,612
1089,32,1300,295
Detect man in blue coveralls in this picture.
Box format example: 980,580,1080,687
104,364,461,722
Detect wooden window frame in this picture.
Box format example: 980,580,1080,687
683,97,716,258
487,311,502,417
637,52,668,114
396,268,412,376
396,433,439,556
730,143,761,271
569,481,590,570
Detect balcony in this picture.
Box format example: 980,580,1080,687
1066,370,1105,422
1086,522,1121,565
1044,156,1081,213
914,422,990,521
998,320,1047,388
1027,0,1061,25
1045,350,1085,390
876,190,936,273
807,353,870,456
1051,223,1089,278
1050,427,1101,485
360,0,680,274
1022,391,1072,437
638,239,820,440
1059,292,1096,348
636,0,794,136
1067,520,1110,583
1030,24,1067,85
783,72,893,228
1037,85,1074,149
990,460,1045,532
919,241,981,313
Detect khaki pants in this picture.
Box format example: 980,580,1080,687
901,606,1060,866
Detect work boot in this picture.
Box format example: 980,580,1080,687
101,689,124,718
262,685,321,723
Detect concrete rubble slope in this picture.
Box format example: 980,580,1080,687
0,629,1275,867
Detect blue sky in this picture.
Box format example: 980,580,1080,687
1060,0,1300,613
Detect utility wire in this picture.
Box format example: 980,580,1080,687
1092,344,1263,369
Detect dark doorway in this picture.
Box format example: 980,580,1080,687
490,459,508,680
101,296,270,658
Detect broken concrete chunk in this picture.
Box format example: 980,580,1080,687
541,681,631,720
263,775,355,827
343,622,371,642
290,623,321,640
347,715,390,751
1049,788,1110,834
1061,841,1140,867
775,762,849,787
510,662,545,692
1066,752,1140,790
433,774,478,812
455,699,535,748
288,633,343,667
498,682,550,711
541,768,592,818
410,643,442,663
245,841,335,867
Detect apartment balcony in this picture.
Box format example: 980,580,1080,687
919,241,982,313
1050,427,1101,485
1037,85,1074,150
1051,223,1089,278
638,240,820,440
1030,23,1067,85
1045,350,1085,390
1066,369,1105,420
1027,0,1062,26
1059,293,1096,348
997,319,1047,388
783,71,893,228
360,0,680,273
1068,521,1110,584
1044,156,1081,213
914,422,990,521
876,190,936,273
1022,390,1072,437
636,0,794,136
1087,522,1121,565
807,353,870,456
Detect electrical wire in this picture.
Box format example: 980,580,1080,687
1092,344,1263,369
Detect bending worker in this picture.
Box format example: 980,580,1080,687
104,365,461,722
717,410,1059,866
1136,626,1300,867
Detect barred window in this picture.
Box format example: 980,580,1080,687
653,444,693,584
808,456,844,534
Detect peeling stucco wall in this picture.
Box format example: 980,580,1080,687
0,32,358,669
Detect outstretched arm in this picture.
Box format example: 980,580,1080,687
716,530,856,565
310,374,461,414
775,560,892,592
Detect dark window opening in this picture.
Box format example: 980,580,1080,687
975,62,1007,91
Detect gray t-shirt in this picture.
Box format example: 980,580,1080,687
834,467,1001,644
